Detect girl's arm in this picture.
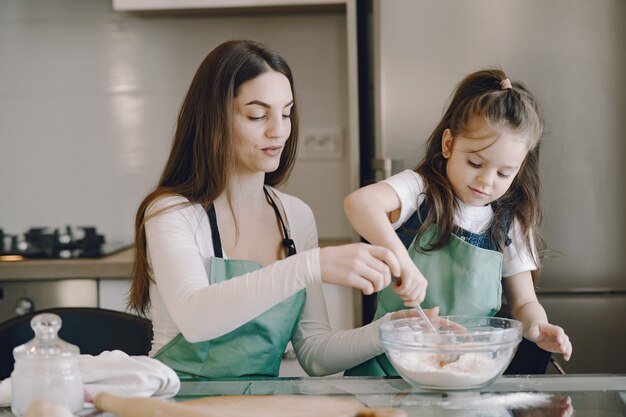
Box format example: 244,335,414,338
344,182,427,305
503,271,572,361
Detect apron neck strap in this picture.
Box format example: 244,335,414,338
206,188,297,258
207,204,223,258
263,187,297,257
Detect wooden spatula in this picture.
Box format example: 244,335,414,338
94,392,405,417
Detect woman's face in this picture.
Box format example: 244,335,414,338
232,70,293,176
442,118,529,206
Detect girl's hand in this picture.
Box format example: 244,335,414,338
526,322,573,361
319,243,400,295
390,306,439,321
391,257,428,307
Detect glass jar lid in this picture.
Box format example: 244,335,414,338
13,313,80,360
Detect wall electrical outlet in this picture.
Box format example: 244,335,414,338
299,128,343,159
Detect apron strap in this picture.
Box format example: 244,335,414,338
264,187,297,257
206,189,297,259
207,205,223,258
401,201,513,251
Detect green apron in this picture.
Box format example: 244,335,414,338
346,216,503,376
155,192,305,378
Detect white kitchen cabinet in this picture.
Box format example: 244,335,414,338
113,0,344,11
98,279,133,313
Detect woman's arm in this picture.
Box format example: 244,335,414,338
503,271,572,360
344,182,427,305
291,282,390,376
146,201,322,343
292,285,441,376
147,197,401,344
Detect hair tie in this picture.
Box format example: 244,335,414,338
500,78,512,90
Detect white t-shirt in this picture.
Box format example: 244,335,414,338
383,170,537,277
144,187,389,376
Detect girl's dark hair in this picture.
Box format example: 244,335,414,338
129,40,299,315
414,68,545,281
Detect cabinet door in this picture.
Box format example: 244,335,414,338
113,0,345,12
538,293,626,374
0,280,98,322
98,279,132,313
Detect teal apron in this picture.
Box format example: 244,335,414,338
154,189,305,378
346,207,505,376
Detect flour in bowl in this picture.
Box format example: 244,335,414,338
389,350,511,389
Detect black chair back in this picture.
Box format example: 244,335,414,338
0,307,153,380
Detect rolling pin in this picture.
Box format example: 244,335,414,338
94,392,405,417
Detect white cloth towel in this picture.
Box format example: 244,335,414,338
0,350,180,406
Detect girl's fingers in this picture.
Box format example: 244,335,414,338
534,323,573,360
395,273,427,305
563,341,572,361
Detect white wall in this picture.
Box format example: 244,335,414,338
0,0,354,244
0,0,356,333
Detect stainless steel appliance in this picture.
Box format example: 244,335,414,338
0,226,128,260
0,226,132,322
357,0,626,373
0,279,99,322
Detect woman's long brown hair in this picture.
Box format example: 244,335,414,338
128,40,299,316
414,69,545,281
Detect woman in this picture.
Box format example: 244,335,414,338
128,40,425,378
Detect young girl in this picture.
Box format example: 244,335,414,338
344,69,572,376
128,40,425,379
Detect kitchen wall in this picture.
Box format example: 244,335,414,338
0,0,354,242
0,1,356,331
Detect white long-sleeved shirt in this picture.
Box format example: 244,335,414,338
383,169,538,276
145,187,390,376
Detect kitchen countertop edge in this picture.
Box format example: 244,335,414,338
0,248,134,280
0,239,352,281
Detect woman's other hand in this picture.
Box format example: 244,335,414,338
319,243,399,295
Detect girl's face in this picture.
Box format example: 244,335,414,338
442,118,529,207
233,70,294,175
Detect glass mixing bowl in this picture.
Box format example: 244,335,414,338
380,316,522,390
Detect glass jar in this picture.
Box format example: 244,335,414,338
11,313,83,416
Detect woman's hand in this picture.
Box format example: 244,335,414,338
390,255,428,306
319,243,400,295
526,322,573,361
390,306,439,321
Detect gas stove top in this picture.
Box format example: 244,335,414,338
0,226,131,261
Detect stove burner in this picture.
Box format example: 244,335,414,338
0,226,113,260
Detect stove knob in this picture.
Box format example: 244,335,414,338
15,297,34,316
17,239,28,251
